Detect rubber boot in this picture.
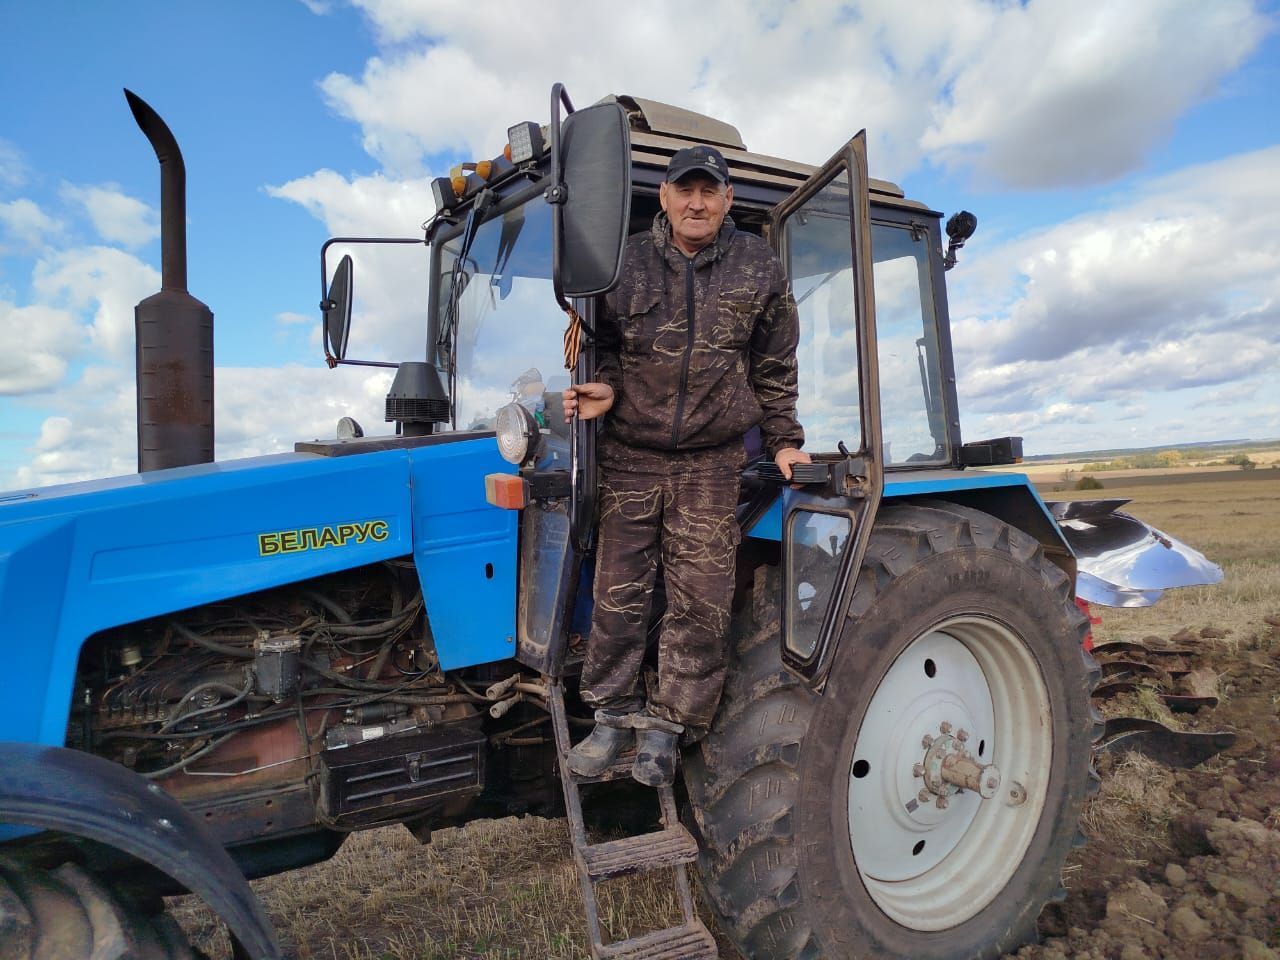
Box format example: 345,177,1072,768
566,710,634,777
632,714,684,787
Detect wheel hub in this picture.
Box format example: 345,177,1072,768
918,726,1002,803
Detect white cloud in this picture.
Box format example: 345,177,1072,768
268,171,437,361
9,366,138,489
297,0,332,14
952,144,1280,372
267,169,435,235
921,0,1267,187
944,144,1280,451
9,363,397,490
0,199,62,250
0,300,81,394
1194,380,1259,408
60,184,160,248
31,246,161,363
324,0,1267,187
277,311,312,326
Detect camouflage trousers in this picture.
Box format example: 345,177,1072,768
580,467,741,734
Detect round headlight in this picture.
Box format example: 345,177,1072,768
495,402,542,465
336,416,364,440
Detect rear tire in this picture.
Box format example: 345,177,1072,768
685,502,1099,959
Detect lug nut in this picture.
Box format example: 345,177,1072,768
935,795,949,810
921,734,934,749
918,788,931,804
912,762,925,778
939,721,952,735
956,728,969,743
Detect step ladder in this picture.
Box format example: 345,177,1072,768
548,681,718,959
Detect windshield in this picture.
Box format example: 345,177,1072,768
434,193,571,432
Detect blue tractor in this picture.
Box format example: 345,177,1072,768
0,87,1223,960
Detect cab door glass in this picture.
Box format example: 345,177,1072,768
787,172,864,454
785,509,853,660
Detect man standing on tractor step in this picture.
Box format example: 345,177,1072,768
562,144,809,787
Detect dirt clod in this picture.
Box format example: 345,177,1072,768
1241,937,1278,960
1206,872,1269,908
1168,905,1212,941
1105,880,1167,925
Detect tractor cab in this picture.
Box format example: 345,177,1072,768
321,89,1015,685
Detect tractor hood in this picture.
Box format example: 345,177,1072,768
1047,499,1223,607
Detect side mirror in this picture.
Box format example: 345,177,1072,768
549,89,632,302
323,254,353,364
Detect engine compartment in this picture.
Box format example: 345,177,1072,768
65,560,552,852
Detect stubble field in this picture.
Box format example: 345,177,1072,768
175,469,1280,959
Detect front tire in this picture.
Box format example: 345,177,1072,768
685,502,1099,959
0,855,198,960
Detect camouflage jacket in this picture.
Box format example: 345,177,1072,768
594,214,804,468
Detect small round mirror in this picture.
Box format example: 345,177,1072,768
323,254,354,362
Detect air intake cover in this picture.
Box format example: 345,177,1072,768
385,362,450,434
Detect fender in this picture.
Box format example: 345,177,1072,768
0,742,280,960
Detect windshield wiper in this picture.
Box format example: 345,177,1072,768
437,189,496,362
490,204,527,300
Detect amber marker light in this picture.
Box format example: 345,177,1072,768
485,473,528,510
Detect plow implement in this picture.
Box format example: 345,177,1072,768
1088,634,1238,767
1051,499,1235,769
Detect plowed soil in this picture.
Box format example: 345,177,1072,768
1005,620,1280,960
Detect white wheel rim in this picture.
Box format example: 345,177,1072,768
847,616,1051,930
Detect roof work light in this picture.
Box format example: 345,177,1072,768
506,122,545,164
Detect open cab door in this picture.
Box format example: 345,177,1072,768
771,131,883,687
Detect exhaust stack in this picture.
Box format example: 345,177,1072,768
126,89,214,472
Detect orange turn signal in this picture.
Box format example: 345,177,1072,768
485,473,528,510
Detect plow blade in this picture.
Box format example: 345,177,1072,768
1048,499,1223,608
1095,717,1236,769
1086,627,1234,768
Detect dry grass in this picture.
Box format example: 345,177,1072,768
172,470,1280,958
1080,753,1182,858
172,816,701,960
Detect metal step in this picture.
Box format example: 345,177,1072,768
548,680,706,960
599,920,718,960
581,825,698,881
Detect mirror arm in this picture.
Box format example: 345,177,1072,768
320,235,424,311
942,237,966,271
318,235,424,367
327,358,401,369
548,82,576,313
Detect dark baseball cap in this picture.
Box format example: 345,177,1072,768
666,145,730,185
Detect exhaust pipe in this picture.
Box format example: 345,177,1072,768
126,89,214,472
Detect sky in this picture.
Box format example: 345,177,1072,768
1,0,1277,490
